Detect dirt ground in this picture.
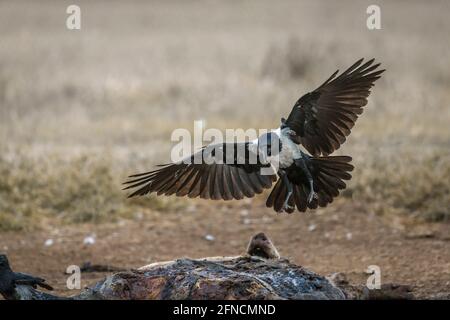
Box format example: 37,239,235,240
1,198,449,299
0,0,449,300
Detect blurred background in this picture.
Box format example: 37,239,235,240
0,0,449,298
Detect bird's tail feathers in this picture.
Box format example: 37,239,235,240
266,155,354,213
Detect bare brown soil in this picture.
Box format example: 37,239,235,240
1,199,449,299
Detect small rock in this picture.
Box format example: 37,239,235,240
134,212,144,220
308,224,317,232
44,239,54,247
204,234,215,242
346,232,353,240
261,216,272,223
328,272,349,286
243,218,251,225
186,205,197,213
404,230,435,239
83,234,96,245
429,292,450,300
362,283,414,300
240,209,249,216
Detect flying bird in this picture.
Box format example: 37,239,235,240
124,58,384,213
0,254,53,299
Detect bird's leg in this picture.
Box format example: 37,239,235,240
278,169,294,211
295,157,317,204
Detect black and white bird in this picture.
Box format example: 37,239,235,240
124,58,384,213
0,254,53,299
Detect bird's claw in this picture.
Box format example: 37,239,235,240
281,191,294,212
281,203,294,212
307,191,318,204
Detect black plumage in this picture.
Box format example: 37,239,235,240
285,58,385,156
266,156,354,213
124,58,384,213
124,143,277,201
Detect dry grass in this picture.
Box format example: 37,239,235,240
0,0,449,230
350,150,450,222
0,153,185,230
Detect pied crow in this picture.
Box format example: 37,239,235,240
124,58,384,213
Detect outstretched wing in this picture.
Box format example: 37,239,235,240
284,58,385,156
123,142,277,200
